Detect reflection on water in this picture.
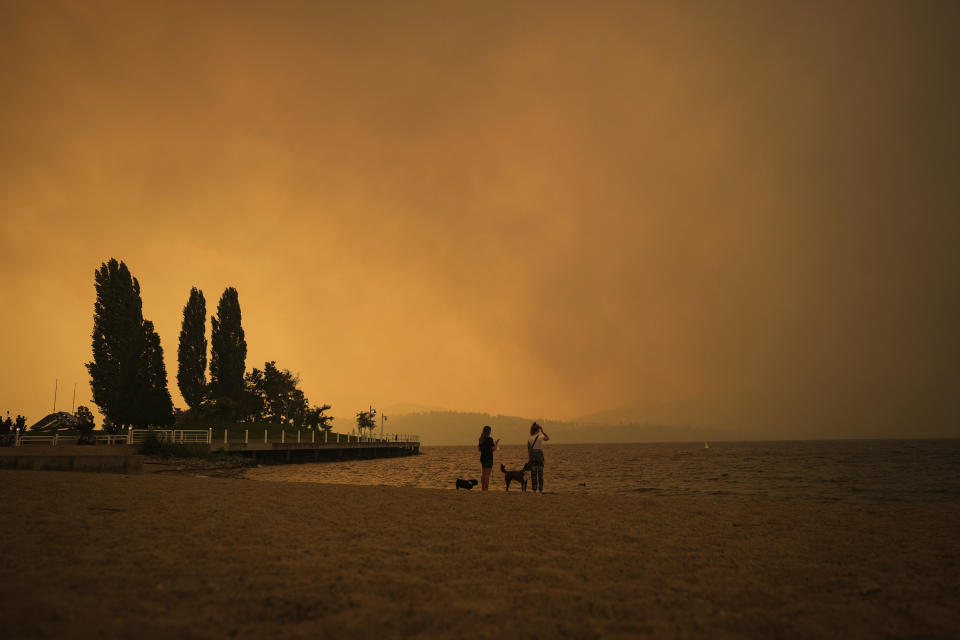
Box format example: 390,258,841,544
246,440,960,502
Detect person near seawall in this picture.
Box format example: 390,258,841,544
478,425,499,491
527,422,549,493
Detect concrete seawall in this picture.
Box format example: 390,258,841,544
0,450,143,474
0,440,418,473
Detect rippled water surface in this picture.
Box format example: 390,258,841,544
246,440,960,502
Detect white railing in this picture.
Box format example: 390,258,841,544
15,435,59,446
127,429,212,445
128,429,173,444
8,428,417,447
12,432,135,446
361,433,420,443
174,429,211,444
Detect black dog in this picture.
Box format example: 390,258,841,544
456,478,479,490
500,463,530,492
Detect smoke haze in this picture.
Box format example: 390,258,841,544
1,1,957,436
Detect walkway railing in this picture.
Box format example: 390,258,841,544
10,433,128,446
217,429,419,445
9,428,419,447
15,435,61,446
128,428,418,446
127,429,211,445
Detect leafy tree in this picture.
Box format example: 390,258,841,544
14,415,26,433
245,361,304,425
241,361,331,429
288,388,308,428
74,406,96,434
177,287,207,411
210,287,246,408
306,404,334,432
242,368,266,422
75,405,96,444
262,362,297,424
356,409,376,435
86,259,175,429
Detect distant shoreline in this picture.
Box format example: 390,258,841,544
417,436,960,446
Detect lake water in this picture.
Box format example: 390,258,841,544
245,439,960,502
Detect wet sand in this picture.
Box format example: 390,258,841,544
1,469,958,639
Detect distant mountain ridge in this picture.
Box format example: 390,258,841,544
383,409,722,446
385,381,959,445
574,384,959,440
381,402,447,416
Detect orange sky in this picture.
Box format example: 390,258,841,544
1,1,957,431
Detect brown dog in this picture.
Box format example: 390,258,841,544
500,463,530,492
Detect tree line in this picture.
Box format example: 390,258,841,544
87,259,333,432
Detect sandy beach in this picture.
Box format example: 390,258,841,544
1,469,958,639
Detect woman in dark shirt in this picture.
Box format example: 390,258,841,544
478,425,499,491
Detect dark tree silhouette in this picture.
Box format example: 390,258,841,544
86,259,174,429
356,409,376,435
177,287,207,410
210,287,246,408
241,362,331,429
245,361,305,426
306,404,334,432
140,320,174,426
86,259,145,429
74,405,96,433
75,405,96,443
242,368,265,422
101,417,121,435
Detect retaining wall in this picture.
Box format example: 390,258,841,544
0,451,143,474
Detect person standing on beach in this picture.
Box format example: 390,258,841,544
528,422,549,493
478,425,499,491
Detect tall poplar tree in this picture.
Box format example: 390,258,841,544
86,259,174,428
209,287,247,406
87,259,144,428
138,320,175,426
177,287,207,410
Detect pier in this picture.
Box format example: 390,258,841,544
155,428,422,463
0,428,420,472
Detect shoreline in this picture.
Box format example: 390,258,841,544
2,469,959,638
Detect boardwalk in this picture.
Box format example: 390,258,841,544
1,428,420,471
